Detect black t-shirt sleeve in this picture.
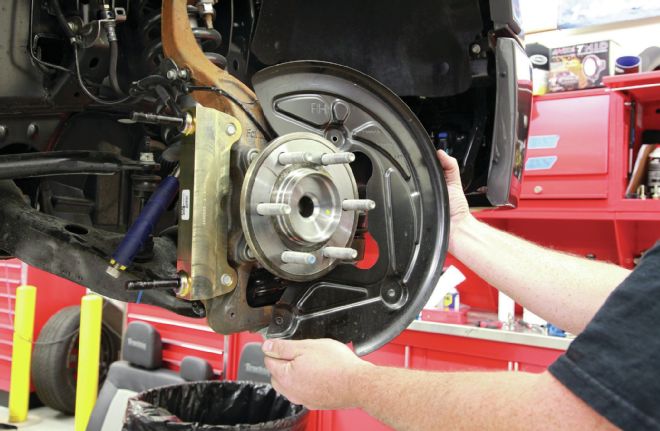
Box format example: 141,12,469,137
549,241,660,430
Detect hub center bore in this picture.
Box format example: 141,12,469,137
273,167,341,246
298,196,314,218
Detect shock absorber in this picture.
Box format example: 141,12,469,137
142,5,226,73
106,167,180,278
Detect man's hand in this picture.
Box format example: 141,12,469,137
262,338,373,410
436,150,473,252
264,339,616,431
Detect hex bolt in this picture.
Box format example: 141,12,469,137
470,43,482,55
26,123,38,140
248,150,260,163
67,19,80,33
177,69,189,79
139,152,155,163
256,203,291,216
166,69,177,80
191,301,206,317
281,251,317,265
240,242,255,262
226,123,237,136
342,199,376,211
220,273,233,286
278,151,313,165
320,152,355,165
322,247,358,260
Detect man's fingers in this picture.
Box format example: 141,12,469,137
264,355,291,380
436,150,462,188
262,338,304,360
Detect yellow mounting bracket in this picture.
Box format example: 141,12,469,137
176,105,241,300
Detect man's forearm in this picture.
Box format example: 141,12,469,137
450,215,630,333
352,366,614,431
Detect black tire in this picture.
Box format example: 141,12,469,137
31,305,121,414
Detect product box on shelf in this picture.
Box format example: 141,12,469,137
548,41,619,92
421,305,470,324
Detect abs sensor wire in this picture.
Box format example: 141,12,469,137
73,46,134,105
186,85,274,140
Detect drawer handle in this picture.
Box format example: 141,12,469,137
533,185,543,194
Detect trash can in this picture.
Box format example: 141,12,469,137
123,381,309,431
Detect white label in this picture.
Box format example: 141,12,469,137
181,189,191,221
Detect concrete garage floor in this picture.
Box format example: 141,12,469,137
0,406,75,430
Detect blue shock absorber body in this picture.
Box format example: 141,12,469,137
110,175,179,271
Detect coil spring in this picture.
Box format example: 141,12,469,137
142,5,227,73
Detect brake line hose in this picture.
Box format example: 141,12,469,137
109,39,124,95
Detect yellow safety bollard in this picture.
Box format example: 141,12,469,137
8,285,37,423
74,294,103,431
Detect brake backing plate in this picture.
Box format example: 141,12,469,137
250,61,450,355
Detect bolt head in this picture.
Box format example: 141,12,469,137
274,315,284,325
166,69,177,80
387,288,396,298
226,123,237,136
0,125,7,140
105,265,121,279
191,301,205,317
139,152,155,163
247,150,259,163
26,123,38,139
178,69,189,79
221,273,233,286
471,44,482,55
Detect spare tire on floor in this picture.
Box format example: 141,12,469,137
31,304,121,414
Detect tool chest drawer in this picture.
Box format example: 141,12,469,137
522,93,611,199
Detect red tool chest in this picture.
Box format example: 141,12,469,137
521,91,611,200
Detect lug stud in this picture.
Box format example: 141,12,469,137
342,199,376,211
322,247,358,260
256,203,291,216
317,152,355,165
278,152,313,165
281,251,317,265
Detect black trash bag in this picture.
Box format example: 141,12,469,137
123,381,308,431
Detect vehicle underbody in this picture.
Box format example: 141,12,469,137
0,0,529,354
